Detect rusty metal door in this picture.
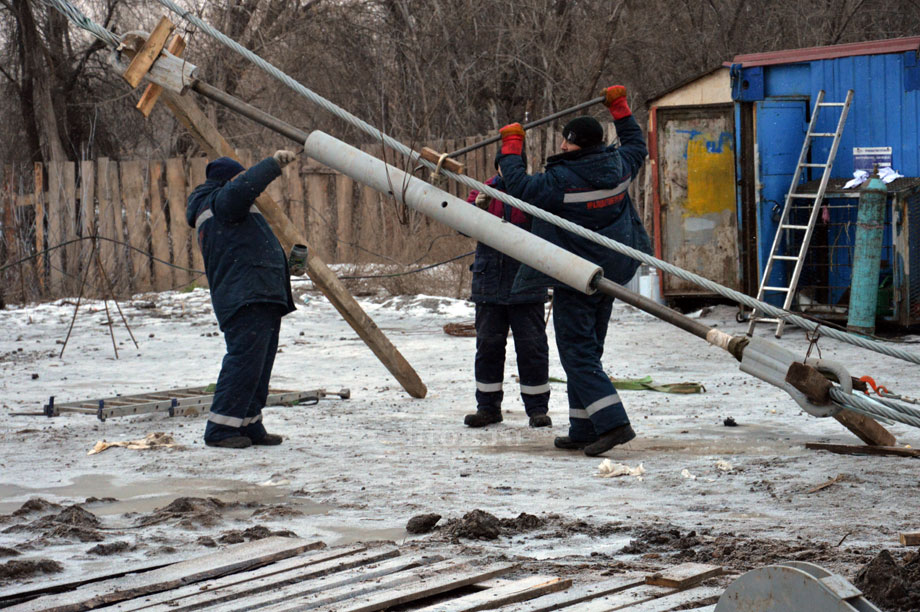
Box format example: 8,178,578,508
657,105,741,296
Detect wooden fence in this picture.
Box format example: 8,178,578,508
0,126,648,304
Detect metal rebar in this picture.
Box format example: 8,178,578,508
446,95,606,158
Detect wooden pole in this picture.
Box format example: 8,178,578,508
159,88,427,398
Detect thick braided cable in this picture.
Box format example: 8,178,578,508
36,0,122,47
155,0,920,367
41,0,920,366
830,388,920,429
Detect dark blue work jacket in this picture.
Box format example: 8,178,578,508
469,176,547,305
497,114,652,290
186,157,295,329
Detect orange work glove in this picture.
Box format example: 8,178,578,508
603,85,631,120
499,123,526,155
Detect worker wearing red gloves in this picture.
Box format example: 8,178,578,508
494,86,652,456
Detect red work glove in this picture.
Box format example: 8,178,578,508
499,123,526,155
603,85,631,120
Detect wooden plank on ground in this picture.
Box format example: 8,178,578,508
832,409,896,446
805,442,920,458
254,556,453,612
147,161,172,291
612,585,723,612
899,531,920,546
416,575,571,612
106,544,358,611
645,563,722,589
164,157,191,287
7,537,320,612
544,585,674,612
309,563,517,612
121,545,396,612
502,576,647,612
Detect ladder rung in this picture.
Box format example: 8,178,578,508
780,224,809,230
772,255,799,261
807,132,836,137
752,317,780,324
763,286,791,292
801,163,829,167
818,102,846,107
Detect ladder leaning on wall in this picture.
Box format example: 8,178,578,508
747,89,855,338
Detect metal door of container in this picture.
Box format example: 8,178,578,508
657,105,740,296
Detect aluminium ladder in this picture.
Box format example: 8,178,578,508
747,89,854,338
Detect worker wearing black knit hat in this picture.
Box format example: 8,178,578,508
187,151,298,449
494,85,653,457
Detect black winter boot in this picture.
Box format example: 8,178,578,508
464,410,502,428
252,433,283,446
553,436,591,450
205,435,252,449
583,424,636,456
529,415,552,428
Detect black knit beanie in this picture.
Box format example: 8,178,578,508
206,157,245,182
562,116,604,148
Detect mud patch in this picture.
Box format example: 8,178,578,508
3,504,105,543
0,558,63,582
250,505,304,520
440,511,546,541
12,498,61,517
855,550,920,612
87,541,131,556
0,547,21,558
136,497,229,528
406,513,442,534
217,525,297,545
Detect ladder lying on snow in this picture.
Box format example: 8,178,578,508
748,89,854,338
42,387,350,421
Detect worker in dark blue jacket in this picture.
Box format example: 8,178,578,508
495,85,652,457
464,172,551,429
186,151,297,449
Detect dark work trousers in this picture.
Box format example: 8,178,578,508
204,303,283,443
552,286,629,442
474,302,550,417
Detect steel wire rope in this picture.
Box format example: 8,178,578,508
35,0,920,366
151,0,920,367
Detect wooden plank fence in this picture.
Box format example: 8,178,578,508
0,127,649,305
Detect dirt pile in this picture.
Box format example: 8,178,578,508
135,497,228,528
438,510,545,541
406,513,441,534
0,558,63,582
855,550,920,611
216,525,297,545
2,503,105,544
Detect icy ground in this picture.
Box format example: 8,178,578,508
1,283,920,598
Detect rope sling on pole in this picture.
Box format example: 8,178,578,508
35,0,920,431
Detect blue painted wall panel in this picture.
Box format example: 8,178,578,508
740,49,920,305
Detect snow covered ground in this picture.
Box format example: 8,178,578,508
2,282,919,596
